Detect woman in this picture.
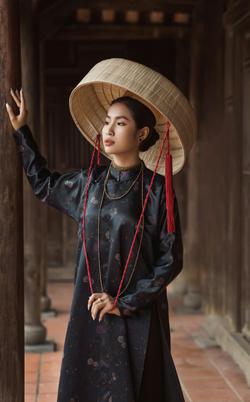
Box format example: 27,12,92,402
6,58,197,402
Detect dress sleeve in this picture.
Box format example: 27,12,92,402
116,184,183,317
12,124,88,222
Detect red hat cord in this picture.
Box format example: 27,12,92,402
81,120,175,309
165,124,176,233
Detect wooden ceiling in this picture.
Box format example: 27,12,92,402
36,0,197,41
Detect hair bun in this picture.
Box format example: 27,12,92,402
139,127,160,152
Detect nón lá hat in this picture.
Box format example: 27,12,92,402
69,57,197,234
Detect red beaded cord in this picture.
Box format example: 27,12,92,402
81,121,175,310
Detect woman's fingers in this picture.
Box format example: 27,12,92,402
5,103,16,121
91,298,104,320
6,87,28,130
98,304,111,322
10,88,21,108
15,89,21,101
88,293,99,309
20,88,26,115
88,292,106,309
88,292,117,321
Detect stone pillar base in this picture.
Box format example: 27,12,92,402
41,309,57,319
40,294,51,312
25,339,57,353
183,285,202,311
25,324,46,346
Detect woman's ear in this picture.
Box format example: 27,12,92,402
138,126,150,143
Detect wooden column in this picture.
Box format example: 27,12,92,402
39,43,53,315
0,0,24,400
170,31,190,296
182,3,204,310
197,0,226,318
20,0,55,350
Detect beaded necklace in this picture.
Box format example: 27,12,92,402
111,159,141,171
104,160,143,200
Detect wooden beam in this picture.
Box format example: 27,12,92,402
52,23,190,41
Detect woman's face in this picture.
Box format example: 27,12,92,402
101,102,140,155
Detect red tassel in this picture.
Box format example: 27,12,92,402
165,125,175,233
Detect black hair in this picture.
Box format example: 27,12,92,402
110,96,160,152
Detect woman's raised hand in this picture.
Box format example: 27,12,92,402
5,88,28,131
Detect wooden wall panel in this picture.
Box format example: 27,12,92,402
241,28,250,340
197,0,227,317
223,1,250,333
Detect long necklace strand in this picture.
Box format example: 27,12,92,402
111,124,169,309
97,163,144,295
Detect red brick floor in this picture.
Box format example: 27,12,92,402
25,282,250,402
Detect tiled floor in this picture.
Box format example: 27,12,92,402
25,282,250,402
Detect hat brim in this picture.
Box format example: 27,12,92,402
69,58,197,175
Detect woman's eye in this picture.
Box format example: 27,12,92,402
104,121,125,126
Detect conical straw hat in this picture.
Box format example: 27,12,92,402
69,57,197,175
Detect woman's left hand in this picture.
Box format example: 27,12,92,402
88,292,121,321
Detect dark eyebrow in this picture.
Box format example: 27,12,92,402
106,114,130,121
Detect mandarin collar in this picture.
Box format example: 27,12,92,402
109,159,144,182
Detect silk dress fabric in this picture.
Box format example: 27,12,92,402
12,124,185,402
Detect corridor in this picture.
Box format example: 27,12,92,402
25,282,250,402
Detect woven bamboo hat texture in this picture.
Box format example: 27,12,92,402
69,57,197,176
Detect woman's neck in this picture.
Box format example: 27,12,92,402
111,154,141,170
